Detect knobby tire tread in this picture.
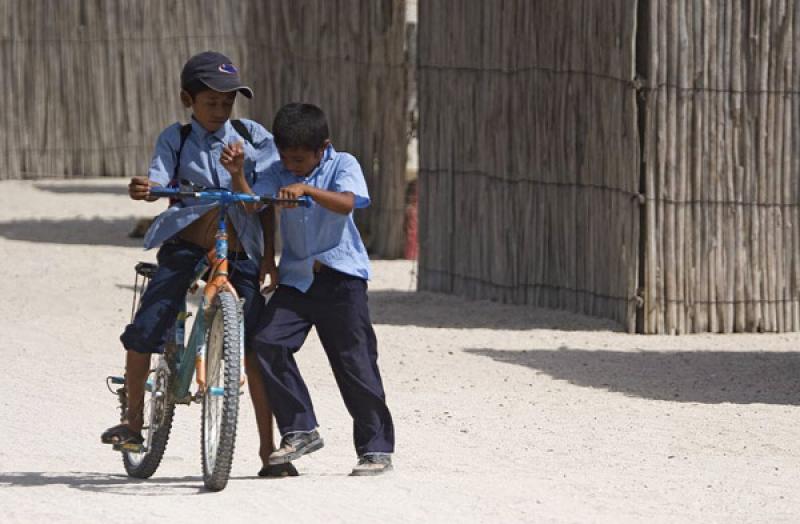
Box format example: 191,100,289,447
201,291,241,491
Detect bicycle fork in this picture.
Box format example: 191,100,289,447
195,293,248,397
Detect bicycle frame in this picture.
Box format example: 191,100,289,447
106,187,309,487
154,189,250,401
148,188,310,402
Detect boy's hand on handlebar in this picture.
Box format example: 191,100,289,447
128,176,159,201
221,141,245,176
277,184,309,207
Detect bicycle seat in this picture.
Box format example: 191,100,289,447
135,262,158,278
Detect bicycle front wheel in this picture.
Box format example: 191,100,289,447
201,290,242,491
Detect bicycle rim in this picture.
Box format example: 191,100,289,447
201,291,241,491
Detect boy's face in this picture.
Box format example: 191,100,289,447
183,89,236,132
278,146,325,178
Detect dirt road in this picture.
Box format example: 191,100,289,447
1,179,799,523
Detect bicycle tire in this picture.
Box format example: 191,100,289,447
122,354,176,479
201,290,242,491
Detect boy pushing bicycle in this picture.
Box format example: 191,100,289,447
101,51,297,477
224,103,395,476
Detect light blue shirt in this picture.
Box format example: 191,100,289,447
142,118,278,260
252,144,371,292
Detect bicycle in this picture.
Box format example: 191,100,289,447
106,187,309,491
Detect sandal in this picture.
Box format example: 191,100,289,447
258,462,299,478
101,424,144,445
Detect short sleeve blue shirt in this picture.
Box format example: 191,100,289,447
142,118,278,260
252,144,371,292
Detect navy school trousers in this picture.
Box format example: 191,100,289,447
120,238,264,354
252,266,395,456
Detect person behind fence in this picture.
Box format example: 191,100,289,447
100,51,298,478
221,102,395,476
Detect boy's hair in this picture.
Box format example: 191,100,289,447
272,103,330,151
182,78,213,99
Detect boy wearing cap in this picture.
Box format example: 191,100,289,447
101,51,296,478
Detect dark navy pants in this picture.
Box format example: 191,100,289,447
252,267,395,456
120,238,264,354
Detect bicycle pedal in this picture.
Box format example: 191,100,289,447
113,442,146,453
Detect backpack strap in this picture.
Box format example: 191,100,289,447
168,123,193,205
230,119,254,146
170,123,193,187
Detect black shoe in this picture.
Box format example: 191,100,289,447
258,462,299,478
101,424,143,446
350,453,393,476
268,430,324,465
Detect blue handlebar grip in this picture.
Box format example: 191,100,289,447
149,187,179,197
263,195,312,208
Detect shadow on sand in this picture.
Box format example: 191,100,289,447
34,182,128,196
466,347,800,405
0,471,208,495
368,290,621,332
0,217,142,247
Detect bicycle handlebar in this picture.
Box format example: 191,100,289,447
149,186,312,207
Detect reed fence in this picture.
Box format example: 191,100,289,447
641,0,800,333
418,0,800,333
0,0,408,257
418,0,641,330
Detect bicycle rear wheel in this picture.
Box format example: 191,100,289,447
122,354,176,478
201,290,242,491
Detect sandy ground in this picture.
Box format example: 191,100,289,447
1,178,799,523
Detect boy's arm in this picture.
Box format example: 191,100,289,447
130,127,175,201
277,184,355,215
223,137,278,287
276,153,367,215
258,205,279,292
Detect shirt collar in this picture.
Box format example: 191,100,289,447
322,143,335,162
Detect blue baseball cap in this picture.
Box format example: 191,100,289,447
181,51,253,98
